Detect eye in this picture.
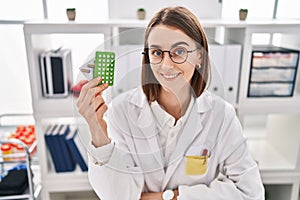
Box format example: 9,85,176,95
152,49,162,57
172,47,186,56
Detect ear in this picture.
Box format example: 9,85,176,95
198,50,203,65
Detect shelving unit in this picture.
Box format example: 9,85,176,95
226,21,300,200
23,22,116,200
23,19,300,200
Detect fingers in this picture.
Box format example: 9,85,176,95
81,77,102,97
81,95,107,120
86,83,108,106
95,81,109,97
76,93,108,123
96,102,108,119
93,95,105,112
77,77,108,105
76,77,109,124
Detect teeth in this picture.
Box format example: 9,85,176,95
162,73,180,79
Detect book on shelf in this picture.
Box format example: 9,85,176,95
52,124,71,172
44,124,88,173
57,124,76,172
44,124,63,172
65,128,88,171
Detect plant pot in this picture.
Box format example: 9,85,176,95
66,8,76,21
137,10,146,20
239,9,248,21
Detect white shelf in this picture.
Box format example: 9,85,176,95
238,97,300,115
49,190,98,200
248,139,295,171
24,19,300,29
244,113,300,171
43,173,92,193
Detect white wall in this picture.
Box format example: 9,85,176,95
0,0,43,20
222,0,275,20
46,0,108,21
108,0,222,20
0,25,33,116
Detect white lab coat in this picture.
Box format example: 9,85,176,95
88,87,265,200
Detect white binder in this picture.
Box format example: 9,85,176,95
209,43,242,106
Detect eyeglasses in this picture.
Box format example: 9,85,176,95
143,46,198,64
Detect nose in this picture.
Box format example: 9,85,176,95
161,52,174,69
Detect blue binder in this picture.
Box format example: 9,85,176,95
44,124,63,172
57,124,76,172
53,124,69,172
65,128,88,171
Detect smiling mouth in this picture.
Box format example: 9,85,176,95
160,73,181,80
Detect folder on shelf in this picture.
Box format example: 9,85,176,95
44,124,63,172
53,124,69,172
57,124,76,172
208,43,241,106
223,44,242,105
65,128,88,171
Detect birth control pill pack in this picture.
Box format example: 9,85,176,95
93,51,115,86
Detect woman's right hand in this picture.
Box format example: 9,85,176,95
76,77,111,147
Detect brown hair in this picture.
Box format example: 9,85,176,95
141,6,210,102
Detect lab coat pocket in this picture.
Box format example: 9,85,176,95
185,146,209,175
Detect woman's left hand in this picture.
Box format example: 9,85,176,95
140,192,163,200
140,190,178,200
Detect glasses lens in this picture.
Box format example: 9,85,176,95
170,47,187,64
148,48,163,64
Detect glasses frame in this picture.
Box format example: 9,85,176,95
143,47,198,64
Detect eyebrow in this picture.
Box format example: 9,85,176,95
149,41,190,49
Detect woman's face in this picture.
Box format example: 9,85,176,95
147,24,202,92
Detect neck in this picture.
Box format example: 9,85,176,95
158,85,191,121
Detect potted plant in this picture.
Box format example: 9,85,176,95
137,8,146,20
239,9,248,21
66,8,76,21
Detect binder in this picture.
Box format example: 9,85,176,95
57,124,76,172
51,124,67,172
208,43,226,99
223,44,242,105
44,124,63,172
208,43,242,106
65,128,88,171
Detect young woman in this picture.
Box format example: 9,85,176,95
76,6,264,200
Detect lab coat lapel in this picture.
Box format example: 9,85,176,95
130,89,164,190
135,105,164,171
162,101,204,189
